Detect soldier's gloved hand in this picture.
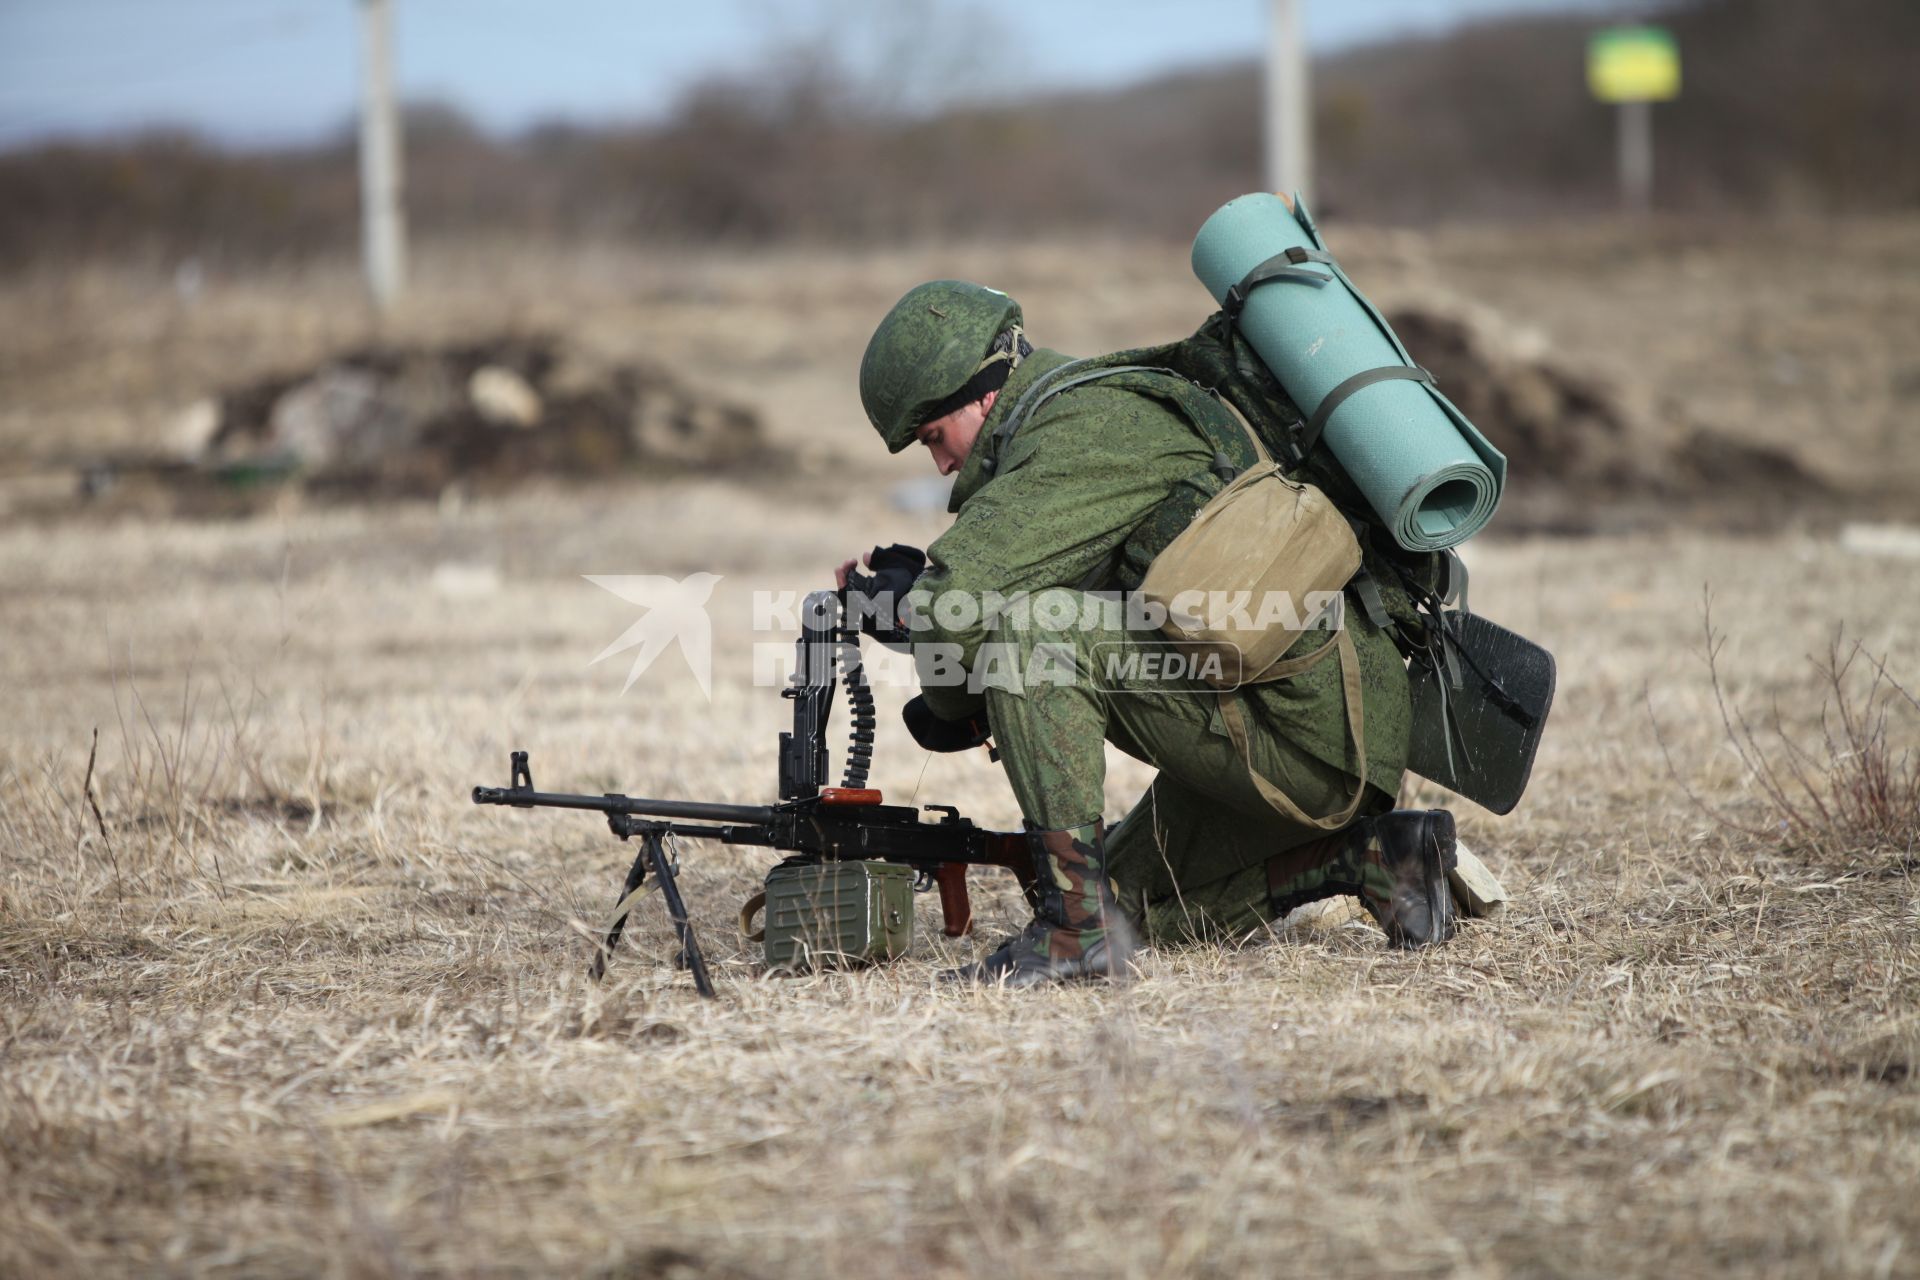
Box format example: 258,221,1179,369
843,544,925,648
903,695,991,754
860,543,926,591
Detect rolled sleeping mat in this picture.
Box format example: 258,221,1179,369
1191,192,1506,552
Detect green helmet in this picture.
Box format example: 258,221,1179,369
860,280,1023,453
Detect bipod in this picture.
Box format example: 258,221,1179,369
590,816,716,997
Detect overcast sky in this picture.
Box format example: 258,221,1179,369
0,0,1628,150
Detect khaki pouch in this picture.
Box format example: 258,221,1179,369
1138,419,1361,689
1140,413,1369,831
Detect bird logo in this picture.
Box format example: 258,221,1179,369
584,573,722,699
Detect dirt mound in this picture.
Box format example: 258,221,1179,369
32,308,1834,530
79,333,763,516
1386,305,1828,533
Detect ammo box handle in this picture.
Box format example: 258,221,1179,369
738,890,767,943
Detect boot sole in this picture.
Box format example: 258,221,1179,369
960,944,1138,989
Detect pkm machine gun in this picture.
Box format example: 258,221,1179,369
473,590,1032,997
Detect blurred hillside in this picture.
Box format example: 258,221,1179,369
2,0,1916,268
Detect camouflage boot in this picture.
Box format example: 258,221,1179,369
941,819,1137,987
1267,809,1459,949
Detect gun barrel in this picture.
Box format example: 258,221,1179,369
471,787,776,825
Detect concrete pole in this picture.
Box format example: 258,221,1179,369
1618,98,1652,213
1264,0,1311,203
357,0,405,312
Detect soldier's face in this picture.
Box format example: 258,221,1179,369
915,389,998,476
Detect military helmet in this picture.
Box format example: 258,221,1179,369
860,280,1023,453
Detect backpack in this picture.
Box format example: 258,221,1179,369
985,312,1552,816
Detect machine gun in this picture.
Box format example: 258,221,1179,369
472,590,1033,997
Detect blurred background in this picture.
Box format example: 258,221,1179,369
9,11,1920,1274
0,0,1915,521
6,0,1918,250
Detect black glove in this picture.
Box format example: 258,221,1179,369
845,543,925,647
903,695,992,754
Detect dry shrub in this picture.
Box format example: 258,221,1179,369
0,659,321,919
1661,595,1920,862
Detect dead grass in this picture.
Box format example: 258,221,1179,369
1,233,1918,1277
2,491,1916,1279
1656,599,1920,864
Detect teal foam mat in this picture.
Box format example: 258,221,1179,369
1191,192,1504,551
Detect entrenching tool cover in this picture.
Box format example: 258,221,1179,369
1190,193,1506,552
1406,610,1555,815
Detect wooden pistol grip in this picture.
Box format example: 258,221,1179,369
934,862,973,937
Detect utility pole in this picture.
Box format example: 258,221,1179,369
357,0,405,313
1264,0,1311,202
1617,98,1652,214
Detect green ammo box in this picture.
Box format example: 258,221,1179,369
748,860,915,972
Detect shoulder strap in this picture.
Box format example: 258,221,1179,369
981,362,1188,476
985,357,1283,483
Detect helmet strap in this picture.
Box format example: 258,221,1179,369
974,324,1028,375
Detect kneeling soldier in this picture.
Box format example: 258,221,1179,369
844,281,1457,988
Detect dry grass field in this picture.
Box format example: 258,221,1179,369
2,223,1917,1278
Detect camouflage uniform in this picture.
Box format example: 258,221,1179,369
905,347,1414,944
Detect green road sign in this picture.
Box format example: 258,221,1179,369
1587,26,1680,103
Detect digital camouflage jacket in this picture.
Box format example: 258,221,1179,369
906,343,1413,795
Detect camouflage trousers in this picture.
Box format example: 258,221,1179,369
977,589,1396,944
